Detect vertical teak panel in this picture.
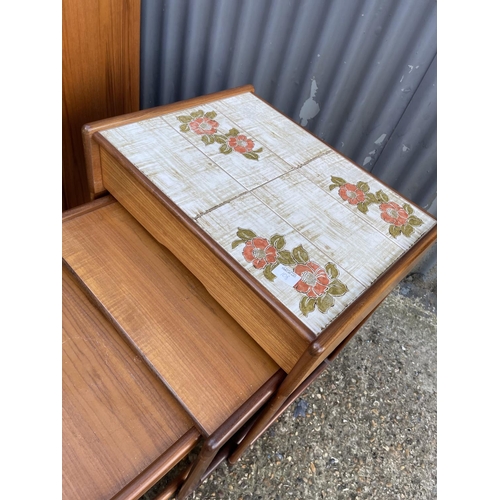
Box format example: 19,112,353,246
62,0,140,209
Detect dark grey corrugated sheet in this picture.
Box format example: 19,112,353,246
140,0,437,269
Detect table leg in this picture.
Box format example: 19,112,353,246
176,440,218,500
229,315,370,464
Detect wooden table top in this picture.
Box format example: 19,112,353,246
62,265,198,500
63,198,280,436
89,87,436,372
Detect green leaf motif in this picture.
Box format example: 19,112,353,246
330,176,347,187
190,110,204,118
389,225,402,238
243,152,259,160
179,123,190,133
407,215,423,227
176,115,192,124
236,228,257,241
219,143,233,155
213,134,227,144
231,227,351,316
317,293,335,314
204,111,217,119
201,134,214,146
356,181,370,193
403,203,414,215
270,234,286,251
365,192,378,204
231,239,245,249
277,250,296,266
292,245,309,264
325,262,339,279
376,190,389,203
327,279,348,297
299,296,317,317
227,128,239,137
253,147,263,153
401,224,414,237
263,263,278,282
357,202,369,214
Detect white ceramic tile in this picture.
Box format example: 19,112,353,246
196,192,365,335
253,170,407,286
100,118,247,218
160,104,294,190
212,93,331,167
299,151,436,251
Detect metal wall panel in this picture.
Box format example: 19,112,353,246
140,0,437,270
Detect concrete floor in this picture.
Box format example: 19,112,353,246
143,267,437,500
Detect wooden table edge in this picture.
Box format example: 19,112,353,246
110,427,200,500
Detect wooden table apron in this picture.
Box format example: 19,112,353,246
83,85,437,375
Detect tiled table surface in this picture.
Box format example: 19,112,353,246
99,91,436,336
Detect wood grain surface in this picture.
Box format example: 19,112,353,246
62,0,140,209
62,266,198,500
62,199,281,435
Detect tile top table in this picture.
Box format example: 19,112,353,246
84,85,437,373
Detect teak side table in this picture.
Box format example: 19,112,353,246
71,84,436,497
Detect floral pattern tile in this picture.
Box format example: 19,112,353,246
329,176,423,238
101,91,435,336
232,228,348,317
177,110,263,160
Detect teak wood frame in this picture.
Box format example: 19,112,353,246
80,85,437,492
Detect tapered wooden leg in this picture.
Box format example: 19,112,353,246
228,388,289,464
153,463,194,500
176,440,218,500
229,341,323,464
230,316,371,464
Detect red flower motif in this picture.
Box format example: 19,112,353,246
228,134,255,153
189,117,219,135
379,202,409,226
339,183,366,205
293,262,330,298
242,237,277,269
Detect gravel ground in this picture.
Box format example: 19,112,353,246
144,267,437,500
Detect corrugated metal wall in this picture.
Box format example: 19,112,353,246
140,0,437,270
